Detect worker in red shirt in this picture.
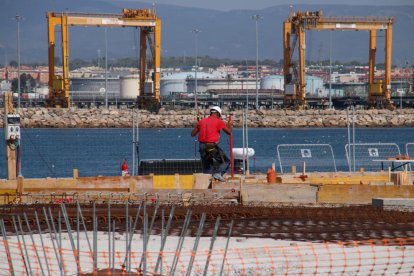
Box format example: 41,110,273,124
121,159,129,176
191,106,232,182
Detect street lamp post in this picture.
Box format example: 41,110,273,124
329,30,332,109
0,44,7,68
104,27,108,109
193,28,200,110
15,15,22,110
252,14,262,110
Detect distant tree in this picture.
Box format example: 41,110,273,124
11,73,37,92
69,58,89,70
9,60,18,67
54,56,61,66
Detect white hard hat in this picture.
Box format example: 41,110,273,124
210,106,222,116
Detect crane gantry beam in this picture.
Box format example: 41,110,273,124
47,9,161,108
283,10,394,109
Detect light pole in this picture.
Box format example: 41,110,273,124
97,49,101,68
329,30,332,109
15,15,22,110
104,27,108,109
252,14,261,110
0,44,7,68
193,28,200,110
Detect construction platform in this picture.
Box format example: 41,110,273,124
1,169,413,206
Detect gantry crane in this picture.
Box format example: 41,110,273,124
283,10,394,109
47,9,161,108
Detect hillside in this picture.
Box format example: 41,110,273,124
0,0,413,64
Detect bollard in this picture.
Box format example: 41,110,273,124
73,168,79,179
291,165,296,175
17,176,24,194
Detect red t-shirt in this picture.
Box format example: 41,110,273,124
196,116,226,143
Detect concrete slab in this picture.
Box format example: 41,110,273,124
372,197,414,207
242,184,317,204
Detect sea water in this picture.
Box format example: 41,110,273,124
0,128,413,178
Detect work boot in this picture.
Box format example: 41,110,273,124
213,173,226,182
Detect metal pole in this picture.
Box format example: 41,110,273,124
245,108,250,175
143,209,148,275
154,205,176,274
193,28,200,110
105,27,108,109
23,213,45,276
15,15,21,110
132,110,135,176
61,204,81,275
112,220,115,275
108,201,111,269
203,216,221,276
76,202,93,253
43,207,64,275
160,209,164,274
17,216,33,275
12,216,30,275
186,213,206,276
352,106,356,172
347,107,351,172
242,109,246,174
0,219,15,276
136,110,140,175
219,220,234,276
252,15,261,110
170,209,192,276
329,30,332,109
93,203,97,274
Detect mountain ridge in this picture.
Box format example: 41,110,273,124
0,1,413,65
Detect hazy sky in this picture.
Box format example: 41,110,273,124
131,0,414,11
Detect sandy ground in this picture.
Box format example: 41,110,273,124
0,232,413,275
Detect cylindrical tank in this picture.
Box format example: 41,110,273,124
232,148,255,160
120,75,140,99
160,72,188,96
34,86,49,99
305,76,324,96
260,75,284,90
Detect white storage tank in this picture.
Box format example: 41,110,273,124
160,72,189,96
305,76,324,96
34,86,49,99
260,75,284,90
120,75,140,99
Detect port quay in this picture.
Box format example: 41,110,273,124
0,2,414,275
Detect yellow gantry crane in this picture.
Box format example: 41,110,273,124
283,10,394,109
47,9,161,108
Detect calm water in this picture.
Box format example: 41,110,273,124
1,128,413,178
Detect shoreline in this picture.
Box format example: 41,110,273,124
1,107,414,128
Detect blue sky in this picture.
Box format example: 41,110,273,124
131,0,413,11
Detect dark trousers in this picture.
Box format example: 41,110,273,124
199,143,230,175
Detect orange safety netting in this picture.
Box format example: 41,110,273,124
0,238,413,275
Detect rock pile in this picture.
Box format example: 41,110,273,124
1,107,413,128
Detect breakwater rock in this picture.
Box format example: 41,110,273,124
1,107,414,128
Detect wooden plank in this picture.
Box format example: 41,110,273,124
153,175,193,189
193,173,211,189
318,185,414,204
